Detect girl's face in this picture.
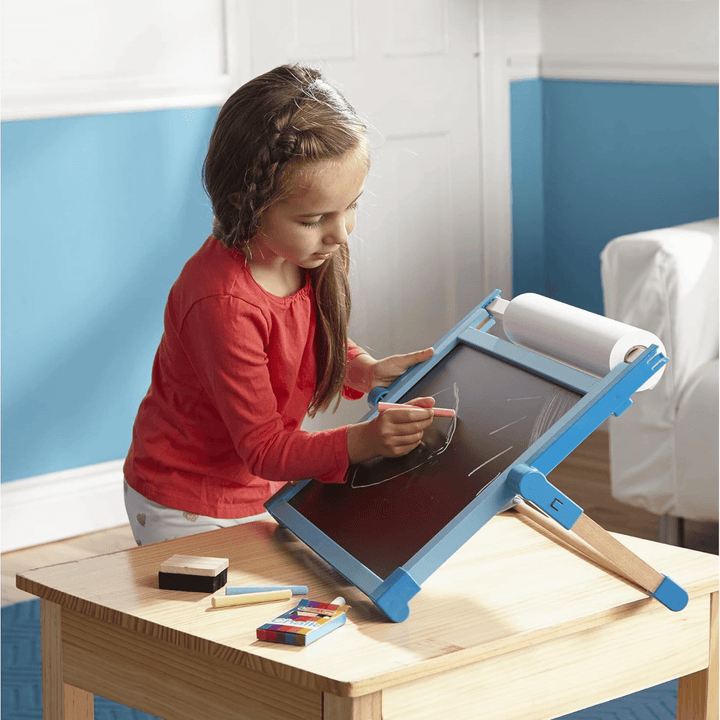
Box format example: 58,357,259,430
251,147,368,272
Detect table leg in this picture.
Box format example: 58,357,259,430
40,600,94,720
323,691,382,720
677,592,718,720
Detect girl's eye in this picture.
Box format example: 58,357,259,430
300,202,358,228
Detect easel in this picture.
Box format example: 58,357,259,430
267,290,687,621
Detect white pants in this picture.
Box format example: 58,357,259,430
123,479,272,546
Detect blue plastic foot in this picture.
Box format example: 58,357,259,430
651,575,689,612
370,568,421,622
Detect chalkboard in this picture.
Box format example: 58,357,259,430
289,344,581,579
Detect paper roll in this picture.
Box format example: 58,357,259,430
501,294,666,391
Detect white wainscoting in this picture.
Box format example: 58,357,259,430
0,0,250,120
1,460,127,553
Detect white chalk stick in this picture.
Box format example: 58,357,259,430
211,589,292,608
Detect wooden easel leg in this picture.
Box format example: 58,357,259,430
570,513,665,595
41,599,94,720
323,691,382,720
513,502,687,610
677,592,718,720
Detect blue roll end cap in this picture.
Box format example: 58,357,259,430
652,575,689,612
368,386,388,408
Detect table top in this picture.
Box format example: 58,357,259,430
17,511,718,698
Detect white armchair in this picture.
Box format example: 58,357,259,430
600,219,719,544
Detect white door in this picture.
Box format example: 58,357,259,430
246,0,483,428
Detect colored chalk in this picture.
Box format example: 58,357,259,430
377,402,455,418
226,585,308,596
211,589,292,608
256,598,350,646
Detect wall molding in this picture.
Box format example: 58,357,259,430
1,77,234,122
541,54,718,85
1,460,127,552
508,54,542,82
506,53,718,85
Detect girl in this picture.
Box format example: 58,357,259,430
123,64,436,545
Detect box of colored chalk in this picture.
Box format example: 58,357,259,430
159,554,228,593
256,599,350,646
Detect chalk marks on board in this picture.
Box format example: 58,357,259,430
286,343,584,581
468,389,578,491
348,383,460,489
466,393,538,483
488,415,528,436
468,446,514,478
530,390,577,444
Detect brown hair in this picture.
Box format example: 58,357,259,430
202,64,367,416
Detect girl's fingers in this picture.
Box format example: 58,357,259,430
397,347,433,370
385,434,424,456
405,396,436,409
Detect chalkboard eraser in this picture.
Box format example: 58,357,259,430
159,554,229,593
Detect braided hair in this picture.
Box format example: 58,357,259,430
202,64,367,415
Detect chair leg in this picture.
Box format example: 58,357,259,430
658,514,685,546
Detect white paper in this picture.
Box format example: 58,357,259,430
502,293,666,391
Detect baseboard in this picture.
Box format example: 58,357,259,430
1,460,127,553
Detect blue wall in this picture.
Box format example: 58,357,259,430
511,79,719,313
2,108,219,482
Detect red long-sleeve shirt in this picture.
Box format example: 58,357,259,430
124,236,361,518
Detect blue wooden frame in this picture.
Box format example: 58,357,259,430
266,291,685,621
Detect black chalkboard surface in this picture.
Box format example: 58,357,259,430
289,344,581,579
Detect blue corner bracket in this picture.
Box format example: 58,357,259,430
369,568,422,623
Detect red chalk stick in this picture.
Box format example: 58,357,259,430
377,402,456,418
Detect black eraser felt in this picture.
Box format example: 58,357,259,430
158,568,228,593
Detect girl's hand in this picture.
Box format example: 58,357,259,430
346,396,436,464
370,347,434,388
345,346,434,394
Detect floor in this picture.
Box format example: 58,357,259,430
3,430,717,607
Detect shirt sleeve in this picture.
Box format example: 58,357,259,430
179,296,349,484
342,342,367,400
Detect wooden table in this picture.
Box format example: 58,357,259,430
17,511,718,720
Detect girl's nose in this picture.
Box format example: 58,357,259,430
324,216,350,246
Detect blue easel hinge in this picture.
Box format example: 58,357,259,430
508,464,583,530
